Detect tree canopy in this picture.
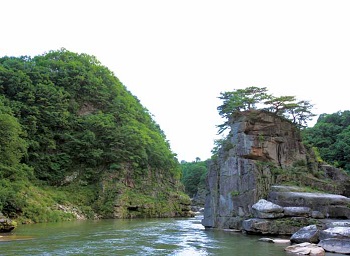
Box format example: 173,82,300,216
0,49,187,221
302,110,350,171
217,86,315,133
181,160,208,197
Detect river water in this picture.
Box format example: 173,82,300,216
0,215,290,256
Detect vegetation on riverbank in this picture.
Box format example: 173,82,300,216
0,49,190,223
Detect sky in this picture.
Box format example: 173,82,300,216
1,0,350,162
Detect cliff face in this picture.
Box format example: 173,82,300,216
202,110,348,229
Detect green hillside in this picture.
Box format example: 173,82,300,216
0,49,190,223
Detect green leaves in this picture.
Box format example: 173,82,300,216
181,160,208,197
303,111,350,171
0,49,186,220
217,86,315,133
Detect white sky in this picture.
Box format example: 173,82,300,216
1,0,350,162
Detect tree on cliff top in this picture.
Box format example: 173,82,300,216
217,86,315,134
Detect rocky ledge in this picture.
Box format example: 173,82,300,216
244,192,350,254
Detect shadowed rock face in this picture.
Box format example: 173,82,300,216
202,110,307,229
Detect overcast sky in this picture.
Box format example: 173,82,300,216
2,0,350,162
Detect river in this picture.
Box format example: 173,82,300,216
0,215,292,255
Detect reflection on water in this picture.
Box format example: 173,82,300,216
0,215,288,256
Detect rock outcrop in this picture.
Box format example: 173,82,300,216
203,110,307,228
202,110,350,230
268,187,350,219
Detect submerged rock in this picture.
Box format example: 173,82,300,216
259,237,290,244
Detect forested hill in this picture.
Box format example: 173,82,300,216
0,49,191,223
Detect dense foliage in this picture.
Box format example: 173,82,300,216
217,86,315,134
181,159,208,197
302,111,350,171
0,49,186,222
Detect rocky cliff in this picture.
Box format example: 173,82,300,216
202,110,350,229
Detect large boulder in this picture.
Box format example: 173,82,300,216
319,227,350,240
251,199,284,219
318,238,350,254
290,225,320,244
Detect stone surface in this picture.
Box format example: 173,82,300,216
202,110,350,230
321,164,350,197
318,238,350,254
252,199,284,213
319,227,350,240
203,111,308,228
326,221,350,228
252,199,284,219
311,211,325,219
284,207,311,217
259,238,290,244
285,242,325,255
268,191,350,219
290,225,320,244
242,217,319,235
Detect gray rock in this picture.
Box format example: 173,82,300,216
311,211,325,219
242,218,313,235
319,227,350,240
284,207,311,217
259,238,290,244
252,199,284,219
202,110,350,230
326,221,350,228
290,225,320,244
202,111,310,229
318,238,350,254
268,191,350,218
252,211,284,219
252,199,284,213
243,218,271,234
259,238,274,243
